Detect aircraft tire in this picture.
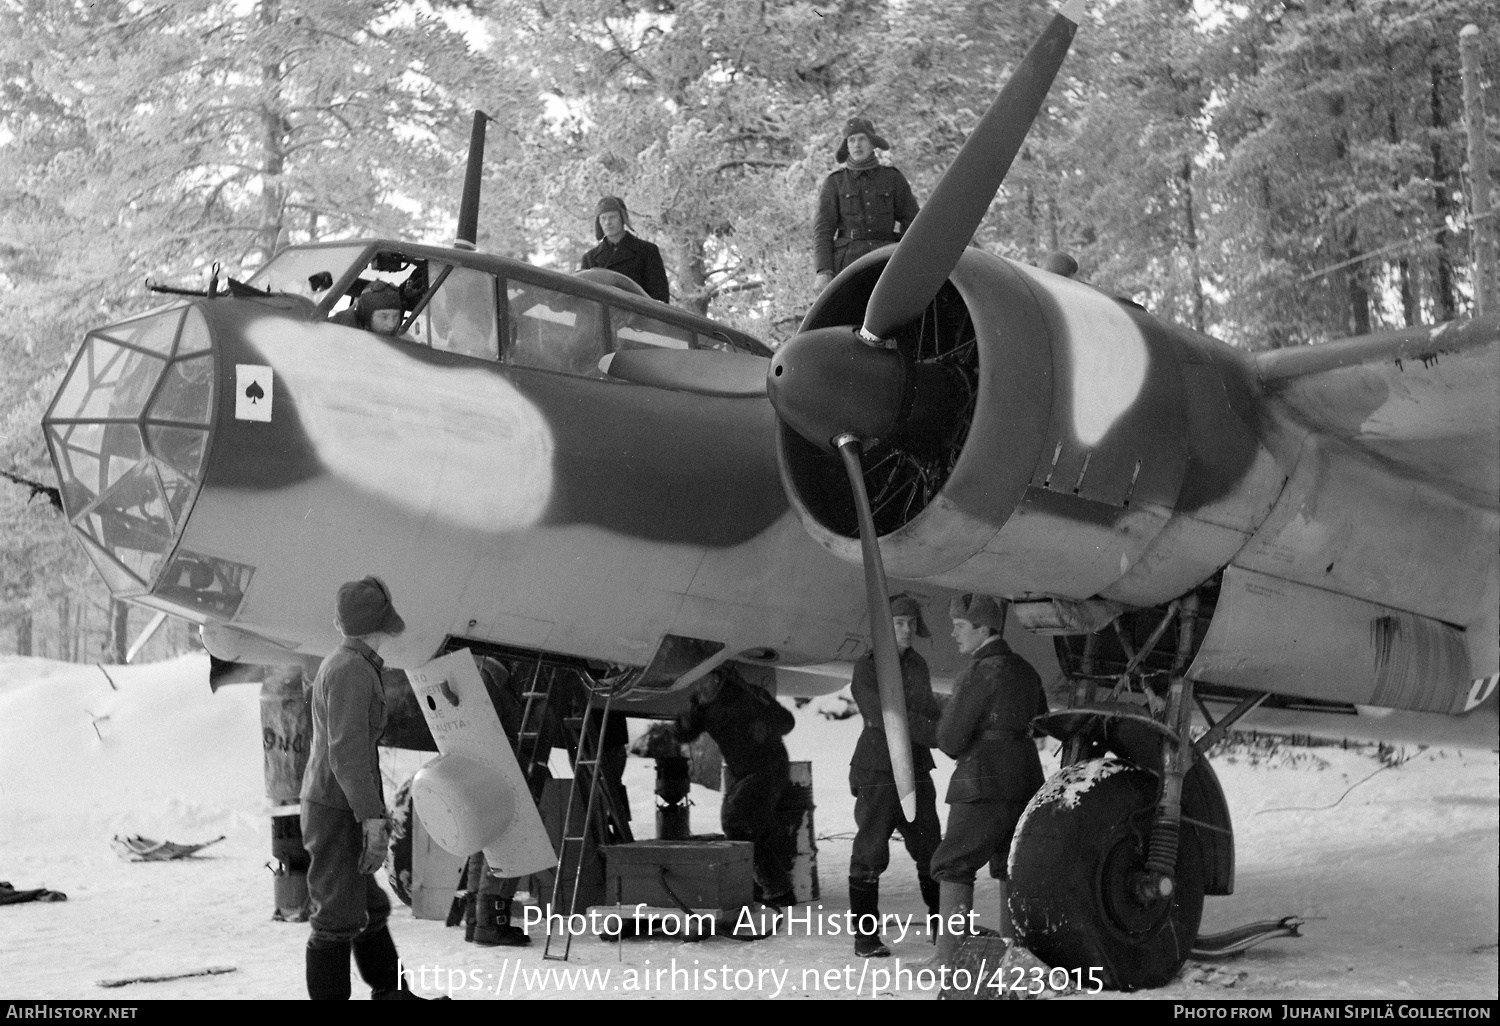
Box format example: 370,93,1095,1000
1009,756,1205,991
386,775,415,907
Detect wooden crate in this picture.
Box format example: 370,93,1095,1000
603,839,753,911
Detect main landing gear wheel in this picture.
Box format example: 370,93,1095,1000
1009,757,1205,991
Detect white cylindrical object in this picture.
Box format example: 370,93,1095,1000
411,754,514,856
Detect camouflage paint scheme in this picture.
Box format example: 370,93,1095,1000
44,239,1499,742
785,248,1497,731
160,273,875,674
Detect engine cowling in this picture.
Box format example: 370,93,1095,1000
776,248,1285,607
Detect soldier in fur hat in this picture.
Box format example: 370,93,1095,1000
928,593,1049,966
579,196,671,303
356,282,406,336
846,594,944,957
811,117,921,292
301,577,434,999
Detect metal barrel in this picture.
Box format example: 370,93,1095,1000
780,761,819,903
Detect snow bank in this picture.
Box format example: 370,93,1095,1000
0,654,267,848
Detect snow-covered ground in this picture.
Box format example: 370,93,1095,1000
0,654,1495,1000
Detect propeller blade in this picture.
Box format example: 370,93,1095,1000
861,0,1085,341
600,348,768,397
837,435,918,820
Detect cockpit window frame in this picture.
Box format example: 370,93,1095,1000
243,240,380,314
317,242,383,318
274,238,773,361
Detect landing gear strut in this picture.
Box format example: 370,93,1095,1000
1010,593,1223,991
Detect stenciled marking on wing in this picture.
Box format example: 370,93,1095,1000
242,320,555,532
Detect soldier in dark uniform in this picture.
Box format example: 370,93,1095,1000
676,667,799,909
811,116,921,292
301,576,431,1000
847,595,943,958
928,594,1049,966
579,196,670,303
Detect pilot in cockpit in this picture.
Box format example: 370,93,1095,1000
356,282,406,336
330,280,408,335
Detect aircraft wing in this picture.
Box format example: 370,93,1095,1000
1204,317,1500,700
1253,317,1499,513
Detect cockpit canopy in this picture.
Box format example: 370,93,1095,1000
245,240,769,374
43,240,769,616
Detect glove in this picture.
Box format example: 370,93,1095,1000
359,817,391,875
813,271,834,292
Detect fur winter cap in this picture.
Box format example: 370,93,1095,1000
336,575,406,638
948,593,1007,634
594,195,633,240
889,593,930,638
835,116,891,162
356,281,403,318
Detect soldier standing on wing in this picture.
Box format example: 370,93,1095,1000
811,116,921,293
579,196,671,303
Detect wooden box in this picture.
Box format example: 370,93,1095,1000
603,839,753,910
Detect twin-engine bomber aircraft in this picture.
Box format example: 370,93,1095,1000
39,0,1497,990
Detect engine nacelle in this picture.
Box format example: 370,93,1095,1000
778,249,1287,607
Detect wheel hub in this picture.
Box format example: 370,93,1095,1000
1097,830,1173,936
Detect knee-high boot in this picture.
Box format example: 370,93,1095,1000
351,925,399,997
462,852,483,942
934,881,973,967
848,878,890,958
474,895,531,946
353,925,438,1000
305,939,351,1001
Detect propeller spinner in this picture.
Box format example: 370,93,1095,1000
767,0,1085,818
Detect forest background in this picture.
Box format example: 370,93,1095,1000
0,0,1495,662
